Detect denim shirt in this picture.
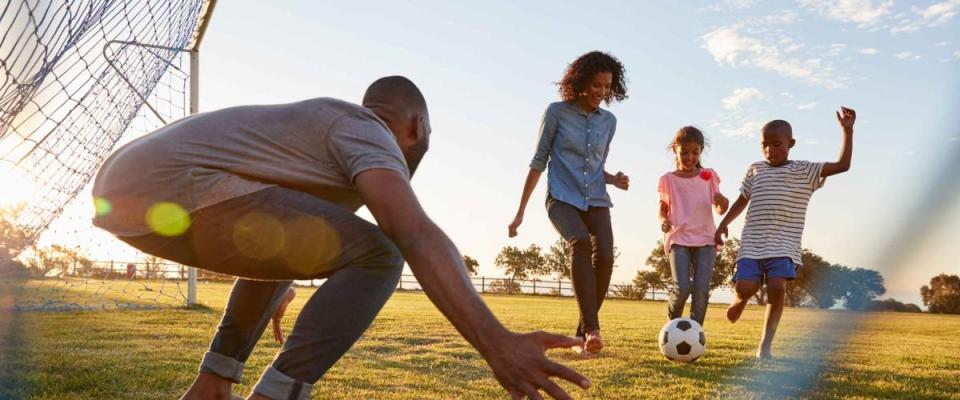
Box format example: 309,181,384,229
529,101,617,211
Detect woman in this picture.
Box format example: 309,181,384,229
508,50,629,357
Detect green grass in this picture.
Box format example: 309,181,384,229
1,282,958,399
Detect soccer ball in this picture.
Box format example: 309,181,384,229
658,318,706,363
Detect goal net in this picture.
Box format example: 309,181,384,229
0,0,216,311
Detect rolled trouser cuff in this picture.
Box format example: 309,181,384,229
252,366,312,400
199,351,245,383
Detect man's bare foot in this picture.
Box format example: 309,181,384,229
584,330,603,355
272,287,297,344
756,350,774,360
180,372,232,400
727,299,748,323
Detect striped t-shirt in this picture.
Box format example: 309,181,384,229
737,160,826,265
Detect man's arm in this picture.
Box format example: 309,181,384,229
822,106,856,177
356,168,590,400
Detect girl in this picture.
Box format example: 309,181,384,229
508,51,630,357
658,126,729,326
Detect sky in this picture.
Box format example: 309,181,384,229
24,0,960,307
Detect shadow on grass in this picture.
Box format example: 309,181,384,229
0,290,32,399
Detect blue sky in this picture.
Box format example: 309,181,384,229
40,0,960,306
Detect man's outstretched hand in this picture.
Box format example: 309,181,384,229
485,331,591,400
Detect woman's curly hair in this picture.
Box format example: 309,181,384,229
557,51,627,105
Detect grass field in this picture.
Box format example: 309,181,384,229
1,282,958,399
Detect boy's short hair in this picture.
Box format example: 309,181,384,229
762,120,793,138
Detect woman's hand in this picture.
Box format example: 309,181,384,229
508,214,523,238
607,171,629,190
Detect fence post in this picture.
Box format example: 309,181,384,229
533,280,536,295
399,275,403,290
481,276,485,293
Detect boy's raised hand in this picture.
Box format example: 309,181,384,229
836,106,856,131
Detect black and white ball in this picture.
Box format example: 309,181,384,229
658,318,706,363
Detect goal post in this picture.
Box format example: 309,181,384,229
0,0,218,311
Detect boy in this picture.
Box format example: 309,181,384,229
715,107,856,359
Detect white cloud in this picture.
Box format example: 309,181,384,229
826,43,848,56
798,0,894,27
781,91,793,97
701,25,850,89
935,41,949,47
722,87,764,111
713,119,766,138
708,0,756,11
919,0,960,24
859,47,879,55
891,0,960,33
955,50,960,58
712,88,768,138
797,102,819,110
894,51,921,60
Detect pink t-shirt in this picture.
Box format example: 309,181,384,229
658,168,721,253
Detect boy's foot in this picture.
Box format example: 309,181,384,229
727,299,748,323
755,350,774,360
584,330,603,356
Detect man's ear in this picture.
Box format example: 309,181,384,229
414,114,428,140
789,138,796,148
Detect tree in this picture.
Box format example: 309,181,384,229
543,238,569,280
789,249,842,308
866,298,922,313
633,270,666,300
838,267,885,311
494,244,547,280
462,255,479,276
32,244,92,276
921,274,960,314
0,204,29,266
610,284,644,300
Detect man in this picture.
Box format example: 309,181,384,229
92,76,589,400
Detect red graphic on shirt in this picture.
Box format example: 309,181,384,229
699,170,712,181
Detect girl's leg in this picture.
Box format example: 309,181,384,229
667,245,693,321
690,245,716,326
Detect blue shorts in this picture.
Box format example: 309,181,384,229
733,257,796,282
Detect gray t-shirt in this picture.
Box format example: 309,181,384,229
92,98,409,236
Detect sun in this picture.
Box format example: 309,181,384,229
0,164,36,209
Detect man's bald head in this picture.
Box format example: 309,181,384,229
362,76,431,176
362,76,428,121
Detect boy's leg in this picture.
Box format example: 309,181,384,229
667,245,693,321
728,258,763,323
758,277,787,359
690,245,716,326
728,280,760,323
756,258,795,359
